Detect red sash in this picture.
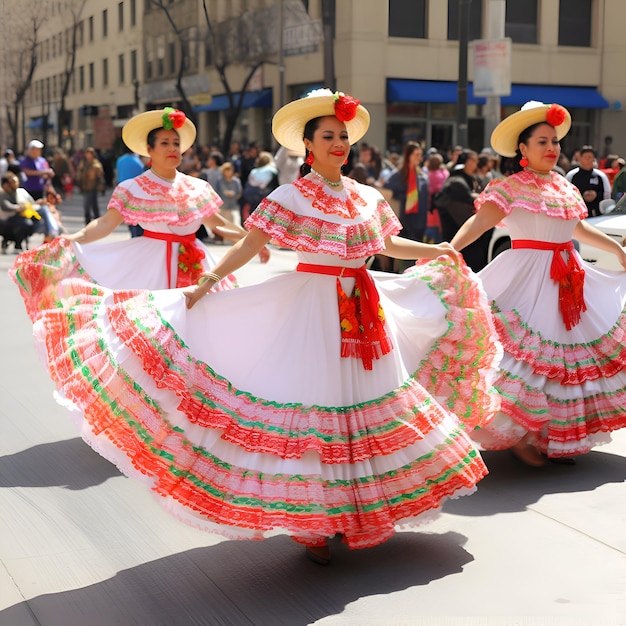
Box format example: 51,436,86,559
512,239,587,330
296,263,392,370
143,230,205,288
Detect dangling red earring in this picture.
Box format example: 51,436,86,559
343,158,348,165
305,152,314,166
519,156,529,168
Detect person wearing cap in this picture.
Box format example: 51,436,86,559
0,149,18,177
19,140,54,200
450,100,626,467
11,107,269,296
10,89,501,567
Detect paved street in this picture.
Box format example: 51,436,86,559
1,193,625,625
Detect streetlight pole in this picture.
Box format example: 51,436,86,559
278,0,285,107
457,0,472,148
322,0,335,91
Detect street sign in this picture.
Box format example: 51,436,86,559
284,19,322,57
473,38,512,97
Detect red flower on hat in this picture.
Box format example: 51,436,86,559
162,107,187,130
546,104,567,127
334,92,360,122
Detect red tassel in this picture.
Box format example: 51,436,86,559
559,255,587,331
305,152,314,166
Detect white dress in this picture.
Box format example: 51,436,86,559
470,170,626,457
12,169,235,303
11,174,501,550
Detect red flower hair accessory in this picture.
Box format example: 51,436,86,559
162,107,187,131
333,92,360,122
546,104,567,127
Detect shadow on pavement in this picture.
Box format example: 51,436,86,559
444,448,626,516
0,437,121,490
0,531,472,626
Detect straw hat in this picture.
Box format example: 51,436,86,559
272,88,370,155
490,101,571,157
122,107,196,157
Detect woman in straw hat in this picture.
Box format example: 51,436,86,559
450,101,626,467
11,90,501,565
12,107,269,302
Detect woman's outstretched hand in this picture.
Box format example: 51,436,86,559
258,246,270,264
184,284,206,309
433,241,461,264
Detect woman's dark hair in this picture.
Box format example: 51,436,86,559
299,116,323,177
511,121,551,173
400,141,421,183
147,126,179,149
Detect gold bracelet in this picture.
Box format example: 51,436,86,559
198,271,222,286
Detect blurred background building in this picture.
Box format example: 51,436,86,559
1,0,625,160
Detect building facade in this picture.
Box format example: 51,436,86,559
3,0,626,161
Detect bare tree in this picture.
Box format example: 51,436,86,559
3,10,45,152
57,0,88,148
148,0,198,125
202,0,318,153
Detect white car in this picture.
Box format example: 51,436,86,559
488,198,626,271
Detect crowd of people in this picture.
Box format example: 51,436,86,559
6,93,626,567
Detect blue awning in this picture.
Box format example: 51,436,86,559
502,85,609,108
27,118,54,129
387,79,486,105
387,79,610,109
194,88,273,112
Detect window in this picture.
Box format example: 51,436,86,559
130,0,136,27
119,53,125,84
79,65,84,92
103,9,108,38
168,41,176,74
103,58,108,87
558,0,591,47
448,0,482,41
130,49,137,82
157,35,165,76
89,62,95,89
388,0,426,38
118,2,124,32
89,16,94,42
505,0,537,44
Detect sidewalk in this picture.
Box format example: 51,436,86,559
0,209,625,625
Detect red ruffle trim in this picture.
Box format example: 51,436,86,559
245,197,401,259
493,306,626,384
409,257,502,431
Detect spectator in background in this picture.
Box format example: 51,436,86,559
200,151,224,189
446,145,464,172
19,140,54,200
425,152,449,243
435,149,492,272
274,146,303,185
50,149,74,199
0,173,34,253
216,162,242,227
116,144,146,237
241,151,279,222
0,149,18,176
75,146,104,224
611,159,626,200
565,145,611,217
384,141,429,272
